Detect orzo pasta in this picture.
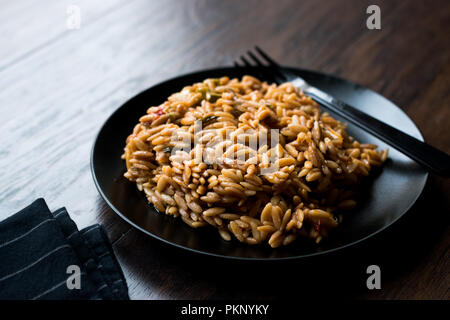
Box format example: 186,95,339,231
122,76,387,247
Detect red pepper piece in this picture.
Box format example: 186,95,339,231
315,220,321,232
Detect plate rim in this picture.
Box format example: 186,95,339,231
90,66,428,261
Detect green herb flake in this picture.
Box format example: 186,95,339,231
206,91,222,102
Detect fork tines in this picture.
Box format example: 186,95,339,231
234,46,294,83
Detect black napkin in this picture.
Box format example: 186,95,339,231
0,199,129,300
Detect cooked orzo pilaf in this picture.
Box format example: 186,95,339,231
122,76,388,247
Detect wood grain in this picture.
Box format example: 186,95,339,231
0,0,448,299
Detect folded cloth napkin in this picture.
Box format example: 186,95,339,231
0,199,129,300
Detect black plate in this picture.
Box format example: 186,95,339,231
91,67,427,260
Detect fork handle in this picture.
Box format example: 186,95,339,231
304,86,450,177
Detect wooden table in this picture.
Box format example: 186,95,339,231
1,0,448,300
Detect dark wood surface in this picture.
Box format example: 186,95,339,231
1,0,448,300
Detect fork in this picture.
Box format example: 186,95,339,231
234,46,450,177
